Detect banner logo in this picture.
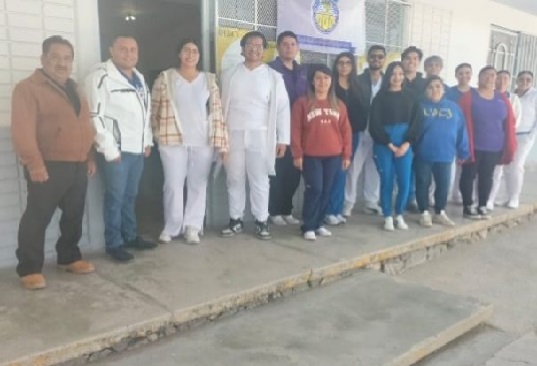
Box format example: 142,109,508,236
312,0,339,34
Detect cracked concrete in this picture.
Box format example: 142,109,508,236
404,219,537,366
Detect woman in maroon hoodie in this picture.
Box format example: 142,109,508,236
291,64,352,241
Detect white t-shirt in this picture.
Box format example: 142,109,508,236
174,72,210,147
517,87,537,135
226,64,271,131
371,78,382,102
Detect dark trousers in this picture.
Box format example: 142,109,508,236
269,147,301,216
415,159,452,214
327,133,360,216
16,161,87,277
459,150,502,207
301,156,341,232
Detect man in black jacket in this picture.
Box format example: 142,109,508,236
343,45,386,216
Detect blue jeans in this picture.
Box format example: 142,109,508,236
373,124,413,217
101,152,144,249
301,156,341,232
415,159,452,214
327,133,359,216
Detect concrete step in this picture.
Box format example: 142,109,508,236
416,325,515,366
92,271,493,366
0,202,534,366
484,332,537,366
418,329,537,366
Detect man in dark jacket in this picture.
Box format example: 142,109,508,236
344,45,385,216
401,45,426,212
267,31,307,226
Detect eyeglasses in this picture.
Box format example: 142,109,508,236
368,54,385,60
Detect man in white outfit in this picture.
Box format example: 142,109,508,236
495,70,537,209
343,45,384,216
220,31,290,240
487,70,522,209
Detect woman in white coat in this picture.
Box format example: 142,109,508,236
491,70,537,209
487,70,522,209
151,39,228,244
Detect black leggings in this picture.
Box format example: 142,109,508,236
459,150,502,207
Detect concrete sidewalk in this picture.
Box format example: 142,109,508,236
1,172,537,366
92,271,493,366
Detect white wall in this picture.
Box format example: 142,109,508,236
0,0,102,267
410,0,537,85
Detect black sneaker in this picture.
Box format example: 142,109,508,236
406,201,419,213
106,247,134,262
221,218,244,237
477,206,491,220
255,220,272,240
124,236,158,250
463,206,481,220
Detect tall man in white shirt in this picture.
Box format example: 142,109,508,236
85,36,157,262
343,45,385,216
220,31,290,240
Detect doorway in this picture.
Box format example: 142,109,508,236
97,0,202,237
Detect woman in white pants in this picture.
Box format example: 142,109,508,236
151,39,228,244
490,71,537,209
487,70,522,209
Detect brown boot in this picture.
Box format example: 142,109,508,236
21,274,46,290
58,260,95,274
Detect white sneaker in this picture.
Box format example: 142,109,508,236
395,215,409,230
364,203,382,216
507,200,519,209
270,215,287,225
324,215,340,226
342,202,353,217
419,211,433,227
283,215,300,225
158,232,171,244
184,227,200,245
486,201,494,211
384,217,394,231
303,231,316,241
315,227,332,237
433,210,455,226
336,214,347,224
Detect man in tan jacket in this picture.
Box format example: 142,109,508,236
11,36,96,290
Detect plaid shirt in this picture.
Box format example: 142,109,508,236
151,70,228,151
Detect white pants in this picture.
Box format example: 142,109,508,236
489,134,535,206
450,162,462,202
159,145,214,236
345,130,380,207
226,131,270,222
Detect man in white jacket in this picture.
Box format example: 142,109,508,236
494,70,537,209
220,31,290,240
85,36,156,262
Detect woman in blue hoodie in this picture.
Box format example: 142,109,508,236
415,76,470,227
